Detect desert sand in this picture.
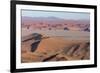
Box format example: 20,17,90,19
21,16,90,63
21,31,90,63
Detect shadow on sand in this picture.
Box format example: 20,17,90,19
31,40,41,52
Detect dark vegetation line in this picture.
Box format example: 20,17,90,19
71,45,80,55
42,54,58,62
22,37,34,42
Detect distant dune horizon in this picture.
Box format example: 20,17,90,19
22,16,90,31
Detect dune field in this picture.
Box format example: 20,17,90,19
21,29,90,63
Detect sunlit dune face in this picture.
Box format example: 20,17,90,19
35,38,75,53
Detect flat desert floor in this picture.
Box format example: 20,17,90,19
21,29,90,63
